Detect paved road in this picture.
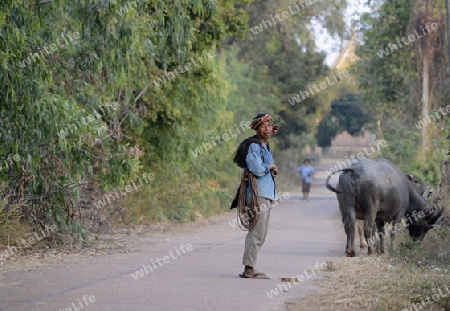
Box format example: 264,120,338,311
0,174,345,311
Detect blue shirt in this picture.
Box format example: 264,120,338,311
297,165,315,184
245,143,278,201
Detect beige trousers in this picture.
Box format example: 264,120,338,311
242,196,272,266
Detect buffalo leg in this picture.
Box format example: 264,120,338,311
390,216,403,254
344,214,356,257
363,197,382,255
375,220,386,254
339,172,357,257
357,220,367,248
364,212,377,255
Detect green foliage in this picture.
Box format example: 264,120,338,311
356,0,417,121
224,0,349,162
355,0,448,183
316,117,341,148
316,94,372,147
331,95,371,136
0,0,351,234
397,238,420,253
125,44,280,223
0,0,248,234
374,118,446,185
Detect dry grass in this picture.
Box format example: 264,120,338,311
287,226,450,311
288,256,450,310
0,195,32,247
0,219,32,246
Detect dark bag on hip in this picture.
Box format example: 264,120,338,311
230,186,246,210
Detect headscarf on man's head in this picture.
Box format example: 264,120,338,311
250,114,279,134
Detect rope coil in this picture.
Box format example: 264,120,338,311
237,170,260,231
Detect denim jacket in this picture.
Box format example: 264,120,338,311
245,142,278,201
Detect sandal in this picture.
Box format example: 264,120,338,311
239,271,270,279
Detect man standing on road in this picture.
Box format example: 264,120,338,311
297,159,315,201
236,113,279,279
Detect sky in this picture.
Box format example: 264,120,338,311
313,0,372,67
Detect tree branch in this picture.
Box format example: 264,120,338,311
25,180,95,201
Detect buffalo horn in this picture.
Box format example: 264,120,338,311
430,200,449,219
422,186,432,198
440,200,449,212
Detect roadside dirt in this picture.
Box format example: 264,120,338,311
0,212,230,273
286,237,450,311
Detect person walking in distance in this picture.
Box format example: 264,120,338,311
233,113,279,279
297,159,315,201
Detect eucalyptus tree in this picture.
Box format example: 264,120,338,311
0,0,248,231
355,0,448,182
225,0,348,150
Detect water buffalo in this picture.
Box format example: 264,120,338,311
326,158,447,257
333,174,429,252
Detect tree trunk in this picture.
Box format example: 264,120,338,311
441,160,450,200
421,50,430,153
376,118,384,141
